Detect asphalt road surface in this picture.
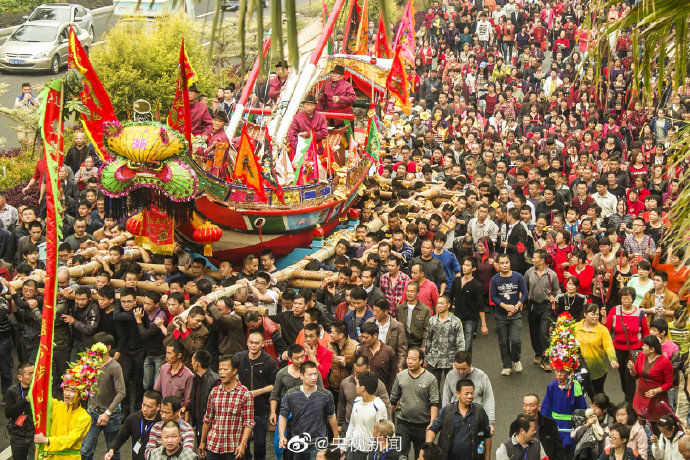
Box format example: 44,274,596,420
0,313,625,460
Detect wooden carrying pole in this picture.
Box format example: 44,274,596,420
8,234,138,290
74,277,199,296
200,217,384,308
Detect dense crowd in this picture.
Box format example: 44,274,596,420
2,0,690,459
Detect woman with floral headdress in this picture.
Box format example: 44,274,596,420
33,343,108,460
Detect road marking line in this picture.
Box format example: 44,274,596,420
197,11,215,18
92,40,106,47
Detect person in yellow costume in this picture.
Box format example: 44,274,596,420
33,343,108,460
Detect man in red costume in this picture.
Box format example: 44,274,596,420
188,83,213,139
205,110,230,179
268,60,289,104
208,110,230,147
287,94,328,153
317,64,356,126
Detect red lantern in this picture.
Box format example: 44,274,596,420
193,222,223,257
348,208,360,220
126,213,144,237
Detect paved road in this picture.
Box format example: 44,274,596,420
0,313,625,459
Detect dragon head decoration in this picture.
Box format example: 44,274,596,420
98,121,197,220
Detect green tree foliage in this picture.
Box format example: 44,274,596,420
90,13,216,119
588,0,690,286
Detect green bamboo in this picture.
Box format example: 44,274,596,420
238,0,248,72
271,0,284,60
208,0,222,66
271,0,284,61
285,0,299,69
631,29,641,94
675,18,687,91
378,0,391,44
657,27,667,101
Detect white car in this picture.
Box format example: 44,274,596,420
0,21,93,74
26,4,94,38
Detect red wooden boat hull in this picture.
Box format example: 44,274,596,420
176,156,368,262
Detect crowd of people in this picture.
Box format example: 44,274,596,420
2,0,690,459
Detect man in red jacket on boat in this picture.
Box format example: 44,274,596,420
287,94,328,155
203,110,231,179
317,64,356,126
189,83,213,139
268,59,289,104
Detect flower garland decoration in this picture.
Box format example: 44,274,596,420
545,312,580,373
160,126,170,146
61,342,108,399
103,120,124,139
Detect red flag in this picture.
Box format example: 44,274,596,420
386,48,410,112
322,135,336,174
342,0,362,53
29,79,64,441
375,12,392,58
68,25,116,161
234,125,267,202
168,38,197,147
517,242,526,254
354,0,369,55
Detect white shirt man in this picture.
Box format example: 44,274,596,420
593,181,618,218
468,204,499,245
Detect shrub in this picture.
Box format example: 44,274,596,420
0,149,38,199
3,181,40,211
90,13,217,120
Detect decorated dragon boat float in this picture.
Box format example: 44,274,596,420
84,0,411,262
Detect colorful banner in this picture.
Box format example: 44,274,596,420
364,116,380,162
342,0,362,54
234,124,267,202
140,208,174,255
29,79,64,444
295,133,320,185
393,0,415,66
354,0,369,55
375,12,392,58
386,49,410,113
260,128,285,204
168,38,197,148
292,130,313,180
68,25,117,161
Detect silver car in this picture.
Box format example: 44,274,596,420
0,21,93,74
26,4,94,38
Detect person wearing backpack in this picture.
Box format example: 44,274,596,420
426,378,491,460
605,287,650,403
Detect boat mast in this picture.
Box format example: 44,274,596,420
226,35,272,138
272,0,348,146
